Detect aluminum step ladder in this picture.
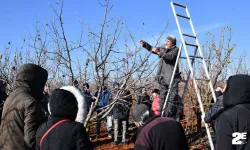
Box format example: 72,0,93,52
161,1,217,150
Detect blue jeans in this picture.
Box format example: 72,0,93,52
114,118,127,142
96,116,112,135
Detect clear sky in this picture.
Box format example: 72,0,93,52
0,0,249,65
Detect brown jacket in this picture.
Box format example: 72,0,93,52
0,64,48,150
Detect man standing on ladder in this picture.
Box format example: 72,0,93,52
139,36,181,119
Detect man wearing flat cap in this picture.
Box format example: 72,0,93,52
139,36,181,119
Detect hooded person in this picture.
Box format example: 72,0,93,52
60,86,88,124
215,74,250,150
36,89,93,150
47,86,88,124
131,104,189,150
0,63,48,150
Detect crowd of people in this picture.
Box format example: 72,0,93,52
0,36,250,150
0,63,186,150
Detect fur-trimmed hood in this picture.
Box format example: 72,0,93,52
48,86,88,124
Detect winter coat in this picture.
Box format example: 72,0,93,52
36,89,93,150
204,92,224,123
131,116,189,150
136,94,151,108
152,95,161,116
112,89,132,119
0,64,48,150
142,42,181,85
215,74,250,150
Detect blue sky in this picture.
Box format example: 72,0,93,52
0,0,250,66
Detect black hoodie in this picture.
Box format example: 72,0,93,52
36,89,93,150
215,74,250,150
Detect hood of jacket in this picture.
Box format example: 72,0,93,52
14,63,48,101
49,89,78,121
223,74,250,108
60,86,87,124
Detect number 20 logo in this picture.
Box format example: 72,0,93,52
232,132,247,145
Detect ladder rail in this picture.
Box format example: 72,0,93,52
185,6,217,102
161,43,182,117
170,2,215,150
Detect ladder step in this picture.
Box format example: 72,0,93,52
185,42,198,47
195,78,210,82
172,2,187,8
180,55,203,59
189,55,203,59
176,14,190,19
183,33,196,38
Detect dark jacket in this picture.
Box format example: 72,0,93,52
215,74,250,150
40,92,50,116
0,64,48,150
0,91,7,103
36,89,93,150
82,91,93,112
142,42,180,85
131,116,189,150
0,91,7,122
204,91,224,123
112,89,132,119
136,94,151,108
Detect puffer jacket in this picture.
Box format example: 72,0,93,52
142,42,181,85
215,74,250,150
0,63,48,150
36,89,93,150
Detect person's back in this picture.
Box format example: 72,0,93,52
215,74,250,150
0,64,48,150
135,117,188,150
36,89,93,150
37,119,91,150
216,104,250,150
131,104,188,150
